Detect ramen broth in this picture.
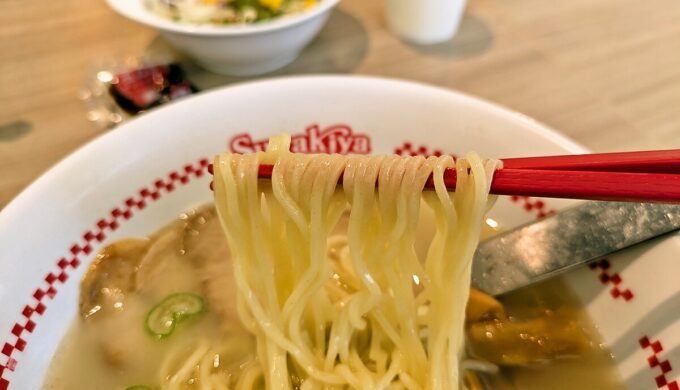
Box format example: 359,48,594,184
43,205,622,389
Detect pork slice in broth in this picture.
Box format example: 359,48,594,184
79,238,150,320
179,207,240,331
77,206,240,368
79,238,155,367
135,225,202,300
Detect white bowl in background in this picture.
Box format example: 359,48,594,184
105,0,339,75
1,76,679,389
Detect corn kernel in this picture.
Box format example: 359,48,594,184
258,0,282,11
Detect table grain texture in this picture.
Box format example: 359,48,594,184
2,0,680,208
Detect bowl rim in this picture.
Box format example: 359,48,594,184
104,0,340,36
0,75,587,222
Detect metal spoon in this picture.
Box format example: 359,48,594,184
472,201,680,296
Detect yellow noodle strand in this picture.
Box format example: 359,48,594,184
211,134,497,389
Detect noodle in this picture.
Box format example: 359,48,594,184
211,133,498,389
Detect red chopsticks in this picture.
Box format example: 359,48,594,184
209,149,680,204
470,149,680,202
501,149,680,173
452,169,680,203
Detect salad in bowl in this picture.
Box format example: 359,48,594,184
145,0,319,24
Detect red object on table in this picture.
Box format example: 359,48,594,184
110,63,197,114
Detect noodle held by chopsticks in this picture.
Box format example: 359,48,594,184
212,133,498,389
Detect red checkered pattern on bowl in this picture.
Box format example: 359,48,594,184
641,336,679,390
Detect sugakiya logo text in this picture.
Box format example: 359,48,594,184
228,124,372,155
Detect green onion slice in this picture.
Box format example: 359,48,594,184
145,292,205,339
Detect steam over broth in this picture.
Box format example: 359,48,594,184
43,205,622,389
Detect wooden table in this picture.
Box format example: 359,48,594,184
2,0,680,208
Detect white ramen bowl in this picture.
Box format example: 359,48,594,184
105,0,339,76
1,76,679,389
